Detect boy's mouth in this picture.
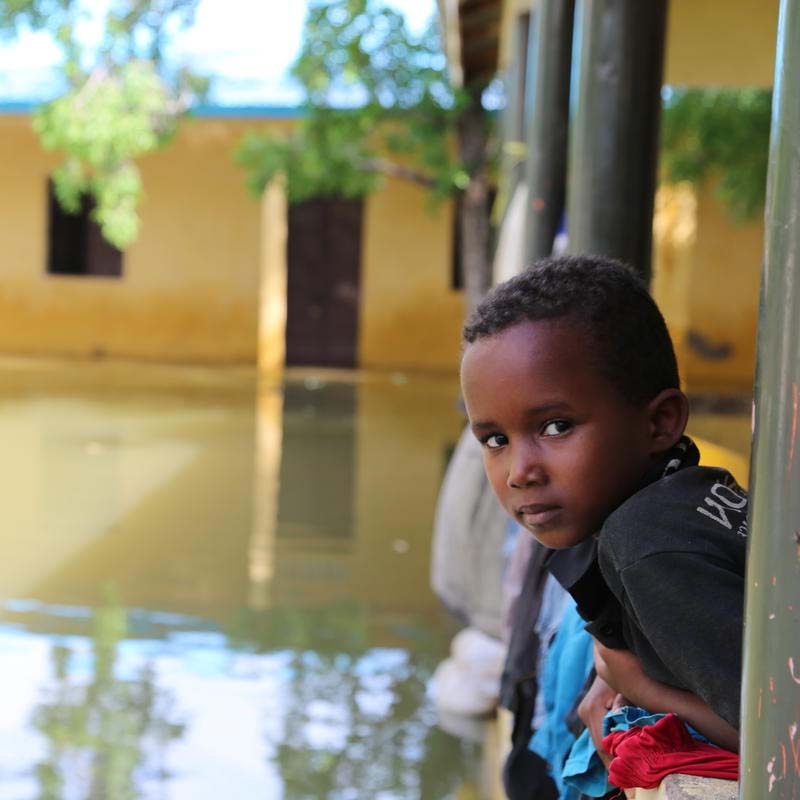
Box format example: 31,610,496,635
516,503,560,527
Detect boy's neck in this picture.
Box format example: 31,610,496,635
640,435,699,489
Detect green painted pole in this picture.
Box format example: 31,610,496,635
739,0,800,796
524,0,575,261
505,10,531,195
566,0,667,280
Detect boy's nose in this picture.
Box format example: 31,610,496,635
507,446,547,488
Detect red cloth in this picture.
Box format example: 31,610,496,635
601,712,739,789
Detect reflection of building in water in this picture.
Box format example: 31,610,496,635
248,383,283,611
277,381,357,542
260,373,466,619
0,365,466,632
0,364,258,618
0,365,500,797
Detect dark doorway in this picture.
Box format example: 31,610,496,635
285,197,363,367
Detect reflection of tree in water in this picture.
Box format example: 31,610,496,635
31,588,184,800
229,600,482,800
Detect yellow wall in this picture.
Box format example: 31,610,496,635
492,0,776,394
653,0,774,394
651,182,696,385
496,0,778,87
665,0,778,87
653,180,762,394
0,112,464,372
0,113,293,363
683,182,762,392
359,176,465,372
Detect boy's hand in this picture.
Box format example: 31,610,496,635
577,673,621,767
593,641,651,701
592,640,740,752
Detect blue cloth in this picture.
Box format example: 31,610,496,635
604,705,708,742
529,600,594,800
562,728,613,797
562,705,711,797
532,574,570,730
604,705,667,736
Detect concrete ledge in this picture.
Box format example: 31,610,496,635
636,774,738,800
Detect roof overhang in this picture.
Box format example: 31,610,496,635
437,0,502,88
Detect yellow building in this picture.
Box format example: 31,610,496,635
440,0,778,394
657,1,776,394
1,104,465,373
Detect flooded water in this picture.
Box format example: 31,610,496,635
0,360,486,800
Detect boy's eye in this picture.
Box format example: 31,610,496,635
483,433,508,449
541,419,572,437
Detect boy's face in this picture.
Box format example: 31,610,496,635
460,318,656,549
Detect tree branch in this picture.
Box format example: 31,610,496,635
357,157,438,188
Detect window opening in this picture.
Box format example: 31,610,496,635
46,180,123,277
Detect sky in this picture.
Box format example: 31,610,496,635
0,0,438,106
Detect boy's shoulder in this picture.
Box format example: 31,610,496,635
598,465,749,570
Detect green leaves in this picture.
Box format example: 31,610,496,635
236,0,469,206
34,60,181,248
661,88,772,221
294,0,449,110
1,0,205,248
236,114,380,204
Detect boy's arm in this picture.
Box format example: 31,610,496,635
593,641,740,753
598,535,744,728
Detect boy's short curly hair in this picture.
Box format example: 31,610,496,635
462,255,680,405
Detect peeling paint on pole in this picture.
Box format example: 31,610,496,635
740,0,800,797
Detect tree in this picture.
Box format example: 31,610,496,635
660,87,771,222
1,0,497,302
235,0,497,313
0,0,207,248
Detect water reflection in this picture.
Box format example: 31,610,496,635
31,587,184,799
0,362,481,799
234,602,479,800
277,382,356,542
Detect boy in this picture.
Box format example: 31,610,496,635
460,255,746,756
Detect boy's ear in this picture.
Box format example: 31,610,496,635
646,388,689,454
